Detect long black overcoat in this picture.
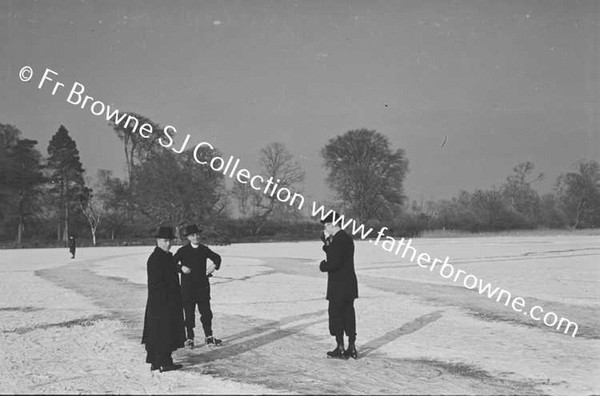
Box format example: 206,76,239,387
174,243,221,302
320,229,359,301
141,247,185,352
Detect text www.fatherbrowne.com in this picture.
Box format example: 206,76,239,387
23,65,579,338
312,202,579,338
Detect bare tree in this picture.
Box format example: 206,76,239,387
130,148,228,226
81,196,101,246
80,172,107,246
502,161,543,224
556,160,600,228
109,112,162,182
233,142,305,234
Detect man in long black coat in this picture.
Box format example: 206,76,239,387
174,224,222,348
319,212,359,359
141,226,186,372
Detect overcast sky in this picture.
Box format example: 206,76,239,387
1,0,598,205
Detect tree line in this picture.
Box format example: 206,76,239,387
0,118,598,247
415,160,600,233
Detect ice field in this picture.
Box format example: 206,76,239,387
0,235,598,394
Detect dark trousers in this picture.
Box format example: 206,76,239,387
183,299,213,339
328,299,356,345
145,344,173,367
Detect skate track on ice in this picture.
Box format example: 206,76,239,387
28,236,599,394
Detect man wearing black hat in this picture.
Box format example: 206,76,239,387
141,226,186,372
319,212,359,359
174,224,223,348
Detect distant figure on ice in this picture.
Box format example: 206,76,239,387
174,224,223,349
141,226,186,373
319,212,359,359
68,235,76,259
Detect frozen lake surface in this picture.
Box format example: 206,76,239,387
0,234,598,394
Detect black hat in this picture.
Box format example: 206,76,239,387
155,226,175,239
320,211,340,224
181,224,203,237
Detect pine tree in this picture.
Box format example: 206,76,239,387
8,138,45,243
46,125,88,243
0,124,22,227
0,124,46,243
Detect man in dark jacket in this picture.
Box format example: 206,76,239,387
68,235,76,259
319,212,359,359
141,226,186,372
174,224,223,348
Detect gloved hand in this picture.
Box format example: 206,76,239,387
320,231,332,251
319,260,327,272
320,231,327,243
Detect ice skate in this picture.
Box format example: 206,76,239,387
205,335,222,347
344,344,358,359
326,345,348,359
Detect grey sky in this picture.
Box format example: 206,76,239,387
1,0,598,206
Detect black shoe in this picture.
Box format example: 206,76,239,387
345,344,358,359
159,363,182,372
150,364,159,371
326,345,348,359
205,336,222,346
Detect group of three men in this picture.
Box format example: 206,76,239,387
141,212,359,373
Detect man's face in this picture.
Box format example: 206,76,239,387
157,238,172,252
187,232,202,245
323,223,333,237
